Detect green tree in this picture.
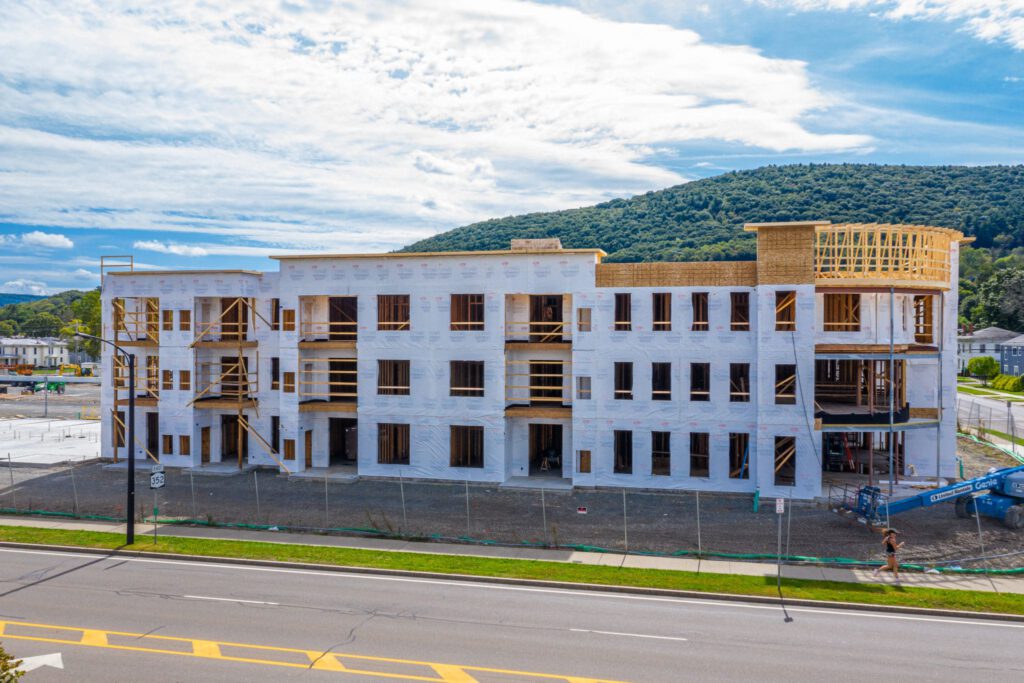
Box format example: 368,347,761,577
20,311,62,337
70,289,101,358
0,320,16,336
967,356,1000,385
974,268,1024,331
0,641,25,681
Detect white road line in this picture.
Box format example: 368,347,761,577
570,628,687,641
2,547,1022,630
183,595,279,605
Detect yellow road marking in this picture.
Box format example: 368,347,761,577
0,619,630,682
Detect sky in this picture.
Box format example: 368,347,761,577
1,0,1022,295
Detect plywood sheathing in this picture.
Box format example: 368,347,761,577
749,224,818,285
595,261,757,288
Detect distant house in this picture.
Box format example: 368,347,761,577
1000,334,1024,377
957,326,1021,373
0,337,70,368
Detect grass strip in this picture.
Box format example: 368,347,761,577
2,525,1022,616
981,428,1024,447
958,386,1000,397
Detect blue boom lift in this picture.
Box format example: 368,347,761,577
843,464,1024,529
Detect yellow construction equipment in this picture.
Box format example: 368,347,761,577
59,364,82,376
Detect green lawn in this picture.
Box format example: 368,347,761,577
1,525,1022,616
959,386,998,396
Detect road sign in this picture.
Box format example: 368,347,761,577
150,471,165,489
775,498,785,515
151,464,164,474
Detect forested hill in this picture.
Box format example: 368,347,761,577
402,164,1024,262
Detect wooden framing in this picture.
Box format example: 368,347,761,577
823,293,860,332
614,293,632,331
112,297,159,346
450,293,485,331
505,359,571,405
652,293,671,331
299,295,358,341
691,292,709,331
596,261,756,288
298,357,357,402
377,294,410,331
729,363,750,402
730,292,750,331
729,432,750,479
774,436,796,485
377,423,410,464
775,291,796,331
377,359,411,395
913,294,934,344
450,425,484,468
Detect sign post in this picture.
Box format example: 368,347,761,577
150,464,165,543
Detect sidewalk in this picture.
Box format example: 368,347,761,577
2,514,1022,595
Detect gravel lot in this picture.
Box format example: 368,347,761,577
1,436,1021,569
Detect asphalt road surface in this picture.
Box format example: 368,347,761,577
0,548,1021,682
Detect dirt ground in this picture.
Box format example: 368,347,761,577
1,435,1021,569
0,383,99,420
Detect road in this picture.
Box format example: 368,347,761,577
0,548,1021,682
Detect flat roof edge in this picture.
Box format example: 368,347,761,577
270,248,608,260
105,270,264,277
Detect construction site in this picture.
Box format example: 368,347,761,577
3,220,1023,570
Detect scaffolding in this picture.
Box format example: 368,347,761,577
187,297,286,471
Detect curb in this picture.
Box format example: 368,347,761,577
2,541,1022,624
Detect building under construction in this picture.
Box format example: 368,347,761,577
99,221,964,499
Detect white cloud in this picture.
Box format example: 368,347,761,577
1,279,50,296
133,240,209,257
0,0,872,253
71,268,97,280
757,1,1024,50
19,231,73,249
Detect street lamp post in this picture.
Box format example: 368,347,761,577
75,332,135,545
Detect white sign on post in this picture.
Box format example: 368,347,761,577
150,471,165,489
775,498,785,515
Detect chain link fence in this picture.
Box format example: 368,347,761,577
2,452,1023,573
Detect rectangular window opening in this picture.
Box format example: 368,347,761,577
775,291,796,331
450,360,484,397
729,433,750,479
729,363,750,402
652,362,671,401
576,376,592,400
378,423,410,465
179,309,191,332
270,298,280,331
913,295,934,344
378,360,411,396
774,436,796,486
614,430,633,474
577,307,592,332
652,293,671,331
652,431,671,476
282,309,296,332
775,364,797,405
691,292,709,331
271,357,280,391
614,293,632,331
378,294,411,331
451,294,485,331
179,370,191,392
162,434,173,456
450,425,484,468
179,435,191,456
690,432,709,478
614,361,633,400
824,293,860,332
690,362,710,401
161,309,173,332
730,292,750,331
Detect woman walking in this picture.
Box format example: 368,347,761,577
873,529,904,578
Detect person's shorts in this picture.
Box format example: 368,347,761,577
885,551,896,557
